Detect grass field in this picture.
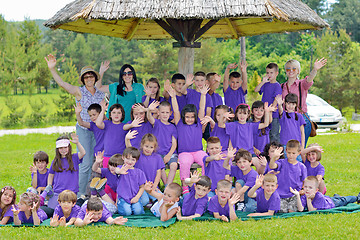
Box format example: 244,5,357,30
0,132,359,239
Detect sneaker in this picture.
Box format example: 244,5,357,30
44,185,54,197
90,177,100,191
357,192,360,204
96,178,107,191
237,202,245,211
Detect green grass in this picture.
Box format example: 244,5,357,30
0,133,359,238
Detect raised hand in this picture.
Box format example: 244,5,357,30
83,212,94,225
29,163,37,173
99,60,110,76
223,111,235,121
186,73,194,86
200,116,213,126
116,164,130,175
144,85,152,96
125,130,138,140
227,63,238,70
268,103,278,112
74,102,83,114
214,74,221,83
11,205,20,216
164,79,171,92
275,94,283,106
131,117,144,128
262,75,270,83
45,54,57,69
229,193,241,206
148,101,160,112
166,85,176,98
227,146,237,159
289,187,300,196
313,58,327,71
273,147,283,160
59,216,66,227
70,133,79,144
50,214,60,227
255,174,264,187
239,61,248,72
113,216,128,225
95,150,104,164
199,84,210,95
132,103,146,113
144,181,153,192
213,152,226,161
190,170,201,183
257,155,267,167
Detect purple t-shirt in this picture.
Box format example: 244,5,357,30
210,93,223,118
77,202,111,222
186,89,213,114
0,206,14,223
152,119,177,156
255,188,281,213
169,95,187,121
141,95,165,105
18,208,48,224
253,126,271,153
31,169,49,189
49,153,82,194
304,160,325,177
117,168,147,204
225,122,259,154
181,185,208,216
53,204,81,222
300,192,335,210
203,155,231,191
100,168,119,193
126,121,152,149
230,166,258,188
208,195,234,218
134,153,165,183
177,119,203,153
223,87,247,112
259,82,282,118
103,120,126,157
210,124,229,150
274,159,307,198
89,122,105,154
279,112,306,146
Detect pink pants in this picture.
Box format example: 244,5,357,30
102,156,116,201
178,150,207,180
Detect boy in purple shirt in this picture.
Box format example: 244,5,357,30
207,180,240,222
223,148,258,212
163,74,187,122
269,140,307,213
247,174,281,216
74,197,127,226
176,172,211,221
291,176,360,212
30,151,49,193
51,190,80,227
254,63,282,143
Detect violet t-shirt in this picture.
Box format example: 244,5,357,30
203,155,231,191
273,159,307,198
225,122,259,154
210,124,229,150
208,195,234,218
177,120,203,153
169,95,187,121
18,208,47,224
300,192,335,210
259,82,282,118
230,166,258,188
304,160,325,177
100,168,119,193
210,93,223,118
279,112,306,146
181,185,208,216
255,188,281,213
223,87,247,112
253,126,271,153
186,89,213,114
152,119,177,155
53,204,81,222
89,122,105,154
134,153,165,183
126,121,152,149
0,206,14,223
117,168,146,204
103,120,126,157
31,169,49,189
77,202,111,222
49,153,82,194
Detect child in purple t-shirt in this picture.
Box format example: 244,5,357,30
261,142,284,174
248,174,280,216
12,192,47,226
206,73,224,118
176,172,211,221
30,151,49,193
50,190,80,227
207,180,240,222
163,74,187,122
142,77,165,107
0,186,16,225
251,101,272,156
74,197,127,226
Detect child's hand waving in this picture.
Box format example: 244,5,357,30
185,74,194,86
125,130,138,140
70,133,79,144
148,101,160,112
289,187,300,197
74,102,83,114
255,175,264,187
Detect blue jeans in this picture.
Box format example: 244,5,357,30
302,113,311,147
117,198,144,216
76,125,96,197
330,195,357,207
236,180,256,213
269,117,280,143
139,191,158,206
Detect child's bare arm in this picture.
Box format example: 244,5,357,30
176,207,201,221
105,216,128,225
11,205,21,225
92,151,104,174
160,202,178,221
152,169,162,192
131,185,145,204
229,193,241,221
70,133,86,160
254,75,269,93
47,173,55,186
95,102,107,129
144,181,163,201
248,210,275,217
180,74,194,95
269,147,282,169
223,146,236,170
74,103,91,129
198,84,209,119
164,136,177,164
300,125,305,150
223,63,237,92
306,194,317,211
147,101,159,126
168,86,180,124
275,95,283,116
213,212,229,222
248,175,264,198
66,217,77,226
258,102,271,129
125,130,138,147
30,164,38,189
290,187,304,212
239,61,248,92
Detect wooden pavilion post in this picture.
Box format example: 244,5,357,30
178,47,194,76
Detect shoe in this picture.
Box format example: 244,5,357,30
96,178,107,191
237,202,245,211
44,185,54,198
357,192,360,204
182,186,189,194
90,177,100,191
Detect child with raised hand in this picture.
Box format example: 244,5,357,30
247,174,280,216
223,61,248,112
29,151,49,194
96,102,127,167
12,192,47,226
205,73,224,118
163,74,187,121
74,196,127,227
261,142,284,174
51,190,80,227
269,140,307,213
142,77,165,107
144,181,182,221
291,176,360,212
115,147,147,216
169,83,208,194
0,186,16,225
223,148,258,212
207,180,241,222
176,171,211,221
147,100,178,185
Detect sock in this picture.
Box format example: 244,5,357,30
98,190,106,197
91,190,98,196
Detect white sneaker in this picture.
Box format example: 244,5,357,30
237,202,245,211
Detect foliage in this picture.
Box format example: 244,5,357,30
247,71,261,103
1,96,25,128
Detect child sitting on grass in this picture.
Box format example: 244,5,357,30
51,190,80,227
29,151,49,194
176,171,211,221
12,192,47,226
247,174,280,216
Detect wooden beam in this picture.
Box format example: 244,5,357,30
225,18,239,39
125,18,142,40
155,19,182,42
194,19,219,41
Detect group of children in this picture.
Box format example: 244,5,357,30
1,59,359,226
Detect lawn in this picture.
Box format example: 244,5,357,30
0,133,359,238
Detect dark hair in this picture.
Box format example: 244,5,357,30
87,197,103,211
117,64,138,96
122,147,140,161
33,151,49,164
81,71,98,85
0,186,16,220
109,154,123,167
266,63,279,72
166,183,182,198
214,105,233,123
130,103,148,122
207,136,220,144
109,103,125,122
234,149,252,163
181,104,198,124
146,78,161,101
262,141,284,162
53,136,74,173
206,72,216,81
87,103,102,113
159,101,171,109
284,93,299,120
251,101,266,136
196,175,212,189
229,71,241,79
171,73,185,83
234,104,250,121
286,140,301,151
194,71,206,77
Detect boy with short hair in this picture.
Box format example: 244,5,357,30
223,148,258,212
207,179,241,222
291,176,360,212
51,190,80,226
205,72,223,118
254,63,282,143
223,61,248,112
176,171,212,221
269,140,307,213
30,151,49,193
163,73,187,121
74,196,127,226
247,174,280,216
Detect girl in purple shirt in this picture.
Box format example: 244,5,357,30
142,77,165,107
0,186,16,225
251,101,272,155
12,192,47,226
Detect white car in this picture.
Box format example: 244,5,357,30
306,94,343,129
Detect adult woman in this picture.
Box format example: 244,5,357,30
281,58,327,147
96,63,144,123
45,54,104,198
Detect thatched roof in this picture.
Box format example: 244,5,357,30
44,0,329,40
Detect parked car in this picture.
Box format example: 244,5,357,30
306,94,343,129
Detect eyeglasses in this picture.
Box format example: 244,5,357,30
83,75,95,79
285,68,297,72
123,71,133,76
